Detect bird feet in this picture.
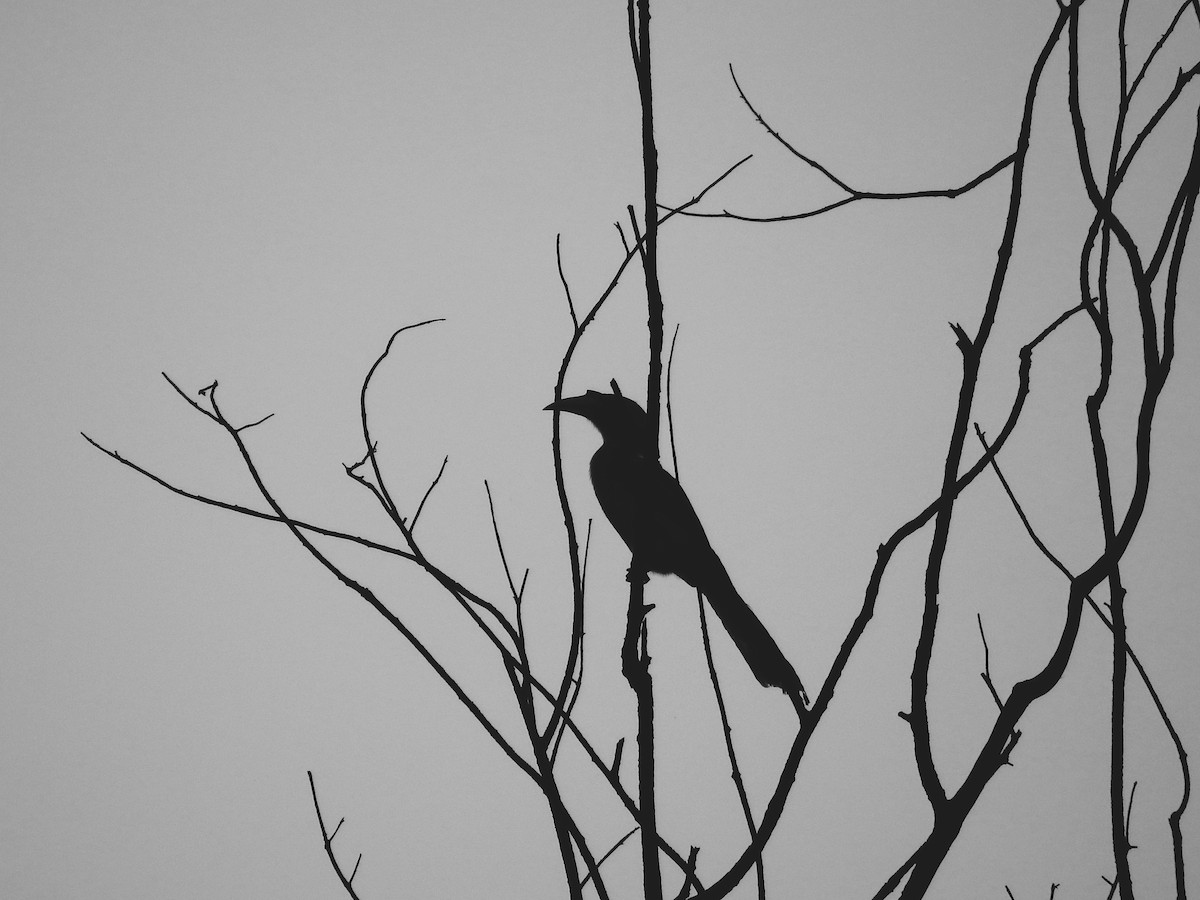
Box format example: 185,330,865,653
625,565,649,586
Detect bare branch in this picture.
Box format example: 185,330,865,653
485,480,524,605
666,66,1015,223
556,233,579,330
168,374,542,783
308,771,364,900
868,847,920,900
1127,0,1195,100
88,409,708,889
410,455,449,532
580,828,638,889
975,614,1003,712
233,412,275,433
698,590,765,900
357,318,446,525
82,432,409,561
975,427,1193,900
729,64,854,191
672,849,701,900
697,265,1094,900
654,154,754,219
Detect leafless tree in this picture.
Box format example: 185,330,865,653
86,1,1196,898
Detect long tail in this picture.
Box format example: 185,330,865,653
700,564,809,710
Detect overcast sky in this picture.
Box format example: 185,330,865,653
3,2,1198,898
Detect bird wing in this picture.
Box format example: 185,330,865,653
590,445,808,703
589,446,716,583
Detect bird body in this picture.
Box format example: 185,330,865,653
548,391,808,706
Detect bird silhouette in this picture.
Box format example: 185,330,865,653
547,390,808,708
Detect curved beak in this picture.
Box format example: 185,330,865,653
545,396,586,415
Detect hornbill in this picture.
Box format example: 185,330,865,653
547,390,808,709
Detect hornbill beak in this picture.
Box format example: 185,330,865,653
544,393,598,416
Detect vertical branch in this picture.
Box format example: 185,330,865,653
697,592,766,900
629,2,664,898
897,7,1074,895
908,0,1072,819
1094,220,1132,900
485,484,591,900
1085,2,1134,886
636,0,664,440
623,573,661,900
1161,111,1200,900
547,374,587,749
529,697,599,900
1068,1,1182,890
667,333,762,896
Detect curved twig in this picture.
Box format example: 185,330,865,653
665,66,1014,223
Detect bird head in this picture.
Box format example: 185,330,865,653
545,391,654,451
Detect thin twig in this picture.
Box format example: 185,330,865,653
664,333,762,896
410,455,449,532
867,847,921,900
581,828,638,888
556,233,579,329
665,323,681,479
485,480,524,604
308,772,364,900
698,591,766,900
975,614,1003,712
1127,0,1195,100
975,613,1021,763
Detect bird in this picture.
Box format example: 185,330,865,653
547,390,808,709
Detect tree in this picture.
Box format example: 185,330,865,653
78,1,1197,897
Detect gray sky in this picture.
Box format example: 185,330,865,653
3,2,1197,898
